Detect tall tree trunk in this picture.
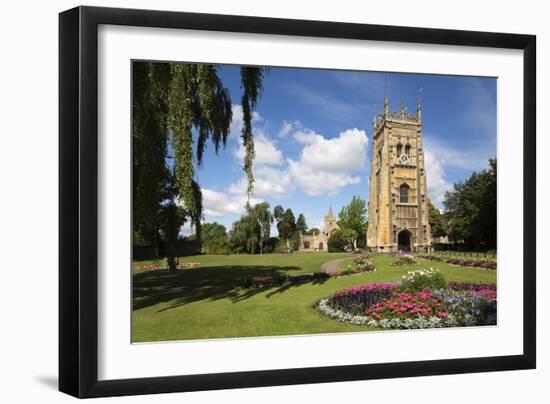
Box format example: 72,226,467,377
259,231,263,255
151,227,159,260
166,203,178,272
286,237,290,252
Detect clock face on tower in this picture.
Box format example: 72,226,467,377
399,153,410,165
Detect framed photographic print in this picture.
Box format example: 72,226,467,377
59,6,536,398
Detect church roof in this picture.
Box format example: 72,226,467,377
326,204,334,218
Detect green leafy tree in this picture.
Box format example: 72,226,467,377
428,201,447,239
240,68,265,196
290,232,302,252
307,228,320,236
340,228,358,250
132,62,171,256
228,209,260,254
251,202,273,254
277,208,296,251
265,237,280,254
158,201,186,270
337,196,368,250
296,213,308,234
273,205,284,222
443,159,497,250
201,222,229,254
328,230,347,252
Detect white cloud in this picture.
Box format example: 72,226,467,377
229,104,262,138
178,222,195,237
424,149,452,207
287,128,369,196
292,128,368,173
423,136,491,172
201,188,262,217
233,130,283,166
277,120,302,138
229,165,293,200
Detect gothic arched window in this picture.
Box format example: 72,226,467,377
405,144,411,157
396,143,403,156
399,184,410,203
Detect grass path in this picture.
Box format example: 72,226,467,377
132,253,496,342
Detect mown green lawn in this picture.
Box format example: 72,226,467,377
132,253,496,342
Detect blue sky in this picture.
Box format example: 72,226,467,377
182,65,496,235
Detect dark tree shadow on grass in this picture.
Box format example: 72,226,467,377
133,265,328,312
264,276,330,298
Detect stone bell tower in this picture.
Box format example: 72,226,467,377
366,94,431,253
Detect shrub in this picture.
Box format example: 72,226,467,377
399,268,447,292
274,245,291,254
328,230,347,252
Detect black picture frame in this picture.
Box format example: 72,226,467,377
59,5,536,398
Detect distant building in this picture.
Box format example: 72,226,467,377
366,94,432,253
299,205,339,252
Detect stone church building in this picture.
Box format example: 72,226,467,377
366,95,432,253
299,205,339,252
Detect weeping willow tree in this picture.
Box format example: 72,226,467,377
133,62,264,270
132,62,171,257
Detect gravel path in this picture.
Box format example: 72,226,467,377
320,258,351,275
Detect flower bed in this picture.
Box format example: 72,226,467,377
135,261,202,271
340,255,376,276
317,270,497,329
390,255,417,266
327,283,397,315
240,272,330,288
448,282,497,302
418,254,497,270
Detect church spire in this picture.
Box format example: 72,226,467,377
327,204,334,218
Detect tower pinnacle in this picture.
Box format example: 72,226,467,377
417,94,422,123
384,78,389,116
